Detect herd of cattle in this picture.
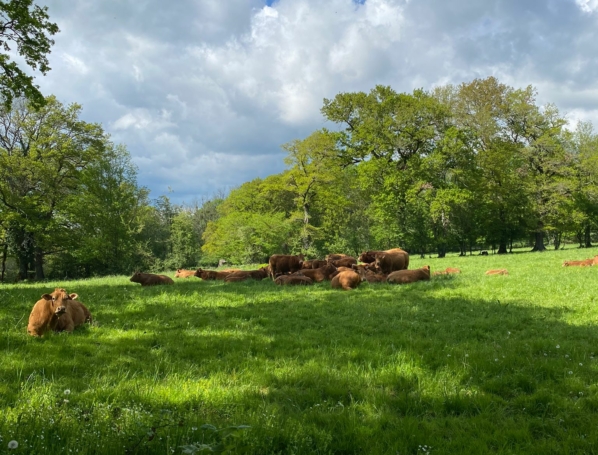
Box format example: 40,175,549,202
26,249,598,337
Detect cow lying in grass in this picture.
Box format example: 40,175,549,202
175,269,197,278
302,260,327,269
352,264,387,283
130,272,174,286
28,288,92,336
562,256,598,267
331,270,363,290
224,267,269,282
387,266,431,284
433,267,461,276
296,263,337,282
485,269,508,276
275,275,313,285
194,269,231,280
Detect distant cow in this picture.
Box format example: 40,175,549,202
27,290,68,337
325,253,352,262
224,267,269,282
359,249,409,268
329,257,357,268
302,259,328,269
374,253,408,274
275,275,313,286
433,267,461,276
485,269,508,275
175,269,197,278
387,266,431,284
480,251,489,256
268,254,304,279
331,270,363,290
55,291,92,333
195,269,231,280
130,272,174,286
297,263,337,282
562,258,595,267
352,264,387,283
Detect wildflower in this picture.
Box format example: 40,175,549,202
544,353,547,356
556,345,560,349
192,427,197,431
8,441,18,449
64,399,69,403
507,331,511,335
465,354,469,357
495,358,498,361
64,389,71,395
579,363,583,366
569,371,573,375
565,355,569,358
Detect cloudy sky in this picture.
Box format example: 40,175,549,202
23,0,598,203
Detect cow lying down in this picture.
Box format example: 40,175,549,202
28,288,92,337
130,272,174,286
175,269,197,278
387,266,431,284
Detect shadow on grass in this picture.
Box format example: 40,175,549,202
2,276,598,453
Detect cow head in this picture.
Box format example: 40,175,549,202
41,292,68,316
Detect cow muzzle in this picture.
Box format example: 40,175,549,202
55,306,67,315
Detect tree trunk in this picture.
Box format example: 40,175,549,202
553,232,561,250
302,203,310,252
584,225,592,248
531,231,546,252
1,243,7,282
34,246,45,280
497,241,508,254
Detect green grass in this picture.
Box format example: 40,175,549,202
2,248,598,454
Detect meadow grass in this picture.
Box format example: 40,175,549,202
2,247,598,454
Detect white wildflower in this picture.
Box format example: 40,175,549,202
8,441,18,449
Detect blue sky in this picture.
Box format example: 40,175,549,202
22,0,598,204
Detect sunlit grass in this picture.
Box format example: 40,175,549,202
2,247,598,453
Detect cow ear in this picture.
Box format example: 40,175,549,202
42,294,52,300
69,293,79,300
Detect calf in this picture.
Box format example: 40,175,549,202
54,291,93,333
433,267,461,276
485,269,508,276
27,290,68,337
175,269,197,278
387,266,431,284
297,264,337,282
130,272,174,286
563,258,594,267
195,269,231,280
331,270,363,290
275,275,313,286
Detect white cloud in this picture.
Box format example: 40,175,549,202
576,0,598,14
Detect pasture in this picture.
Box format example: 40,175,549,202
2,248,598,454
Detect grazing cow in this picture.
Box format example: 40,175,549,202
130,272,174,286
387,266,431,284
329,257,357,268
275,275,313,286
194,269,231,280
331,270,363,290
175,269,197,278
297,263,338,282
268,254,304,279
485,269,508,275
374,253,408,274
563,258,594,267
433,267,461,276
224,267,269,282
27,291,68,337
302,259,328,269
54,291,92,333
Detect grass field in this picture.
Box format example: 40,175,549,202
2,248,598,454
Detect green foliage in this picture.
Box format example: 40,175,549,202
0,0,59,109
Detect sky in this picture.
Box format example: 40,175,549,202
19,0,598,203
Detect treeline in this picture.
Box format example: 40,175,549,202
201,77,598,262
0,97,221,281
2,77,598,281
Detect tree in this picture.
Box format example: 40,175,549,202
0,0,59,109
0,96,105,279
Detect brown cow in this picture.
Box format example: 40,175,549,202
331,270,363,290
359,249,410,268
268,254,304,279
352,264,387,283
374,253,408,274
275,275,313,286
325,253,352,262
224,267,269,282
175,269,197,278
54,291,92,333
329,257,357,268
27,291,68,337
433,267,461,276
387,266,431,284
219,268,243,273
301,259,328,269
130,272,174,286
194,269,231,280
297,263,338,282
563,258,594,267
485,269,508,275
